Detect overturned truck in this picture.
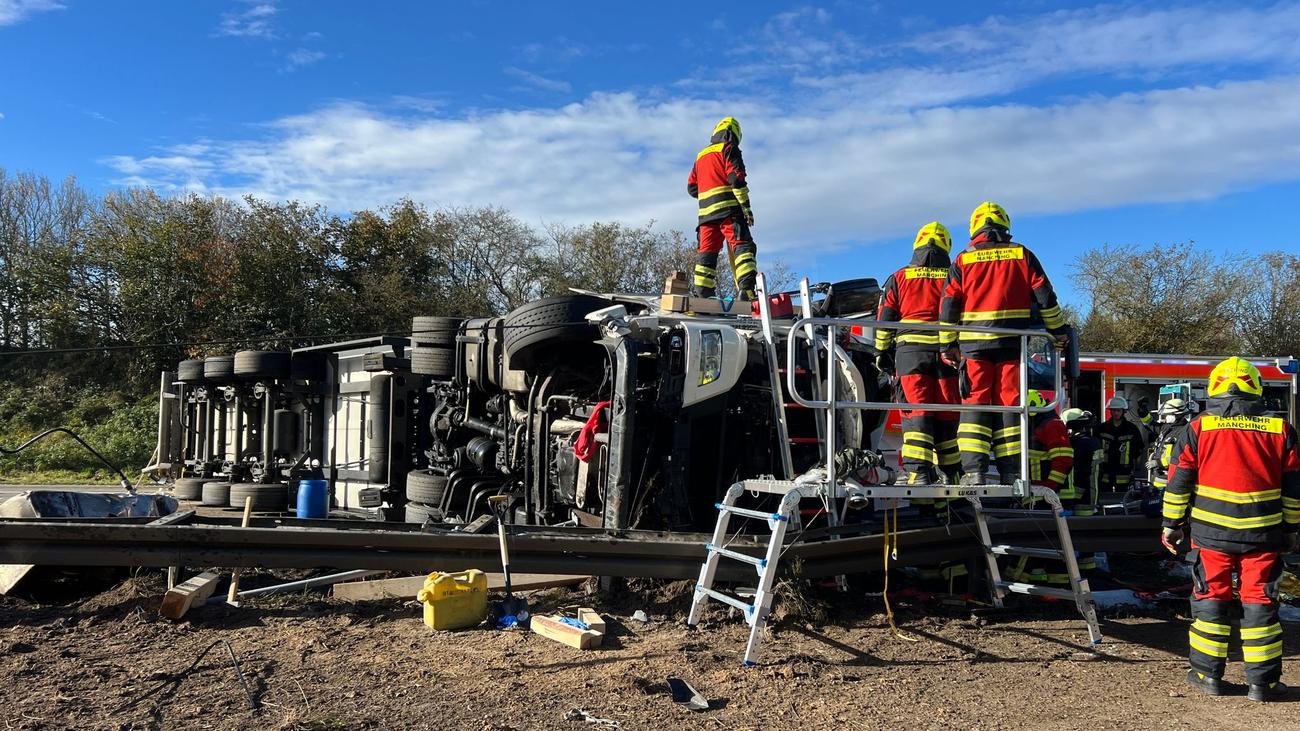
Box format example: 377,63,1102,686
154,280,892,531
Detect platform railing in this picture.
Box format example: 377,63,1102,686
783,310,1064,504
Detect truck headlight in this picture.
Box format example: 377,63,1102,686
700,330,723,386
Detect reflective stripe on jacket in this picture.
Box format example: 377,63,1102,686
1162,397,1300,553
938,230,1065,351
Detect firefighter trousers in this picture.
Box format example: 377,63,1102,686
896,350,960,488
957,350,1022,477
1187,546,1284,685
694,216,757,299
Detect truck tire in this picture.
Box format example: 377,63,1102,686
410,346,456,379
201,480,232,507
204,355,235,382
502,295,609,370
411,316,462,347
233,350,291,380
404,502,441,524
406,470,448,505
229,482,289,511
173,477,207,501
177,359,206,384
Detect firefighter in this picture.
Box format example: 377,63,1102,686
875,222,961,493
1147,398,1191,492
1098,395,1143,495
1006,389,1074,583
1162,357,1300,701
939,202,1070,485
1062,407,1100,571
1061,408,1100,518
686,117,758,300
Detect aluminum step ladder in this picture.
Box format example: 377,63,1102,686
687,477,832,666
853,480,1103,644
972,486,1103,644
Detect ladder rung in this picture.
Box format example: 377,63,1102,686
697,586,754,615
988,545,1065,560
998,582,1087,600
706,543,767,569
783,402,808,409
715,503,787,522
777,367,809,375
788,437,820,445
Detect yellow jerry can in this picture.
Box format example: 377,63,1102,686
417,569,488,630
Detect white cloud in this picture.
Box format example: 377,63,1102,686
105,4,1300,264
216,1,278,39
502,67,572,94
0,0,62,26
284,48,326,71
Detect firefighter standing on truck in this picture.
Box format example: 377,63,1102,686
939,202,1071,485
1162,356,1300,702
687,117,758,300
1098,395,1143,495
876,222,961,494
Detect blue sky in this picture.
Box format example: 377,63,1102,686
3,1,1300,306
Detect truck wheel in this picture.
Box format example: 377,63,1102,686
502,295,610,370
405,502,441,524
173,477,206,501
201,481,232,506
233,350,291,380
229,482,289,511
406,470,448,505
177,359,206,384
410,346,455,379
411,316,462,347
203,355,235,382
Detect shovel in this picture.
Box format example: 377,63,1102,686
487,495,530,627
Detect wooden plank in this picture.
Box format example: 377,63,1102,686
226,497,254,603
530,614,602,650
160,571,221,620
331,572,589,601
577,607,606,634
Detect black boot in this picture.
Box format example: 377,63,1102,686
1247,681,1289,702
1186,669,1230,697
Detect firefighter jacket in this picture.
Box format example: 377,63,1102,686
1098,416,1143,488
687,128,751,225
875,244,951,354
1151,421,1190,489
1028,414,1074,490
939,229,1067,351
1063,432,1101,509
1162,396,1300,554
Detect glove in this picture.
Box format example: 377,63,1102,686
1286,532,1299,554
941,344,962,367
744,210,755,227
1144,459,1158,470
1161,526,1185,555
875,351,895,376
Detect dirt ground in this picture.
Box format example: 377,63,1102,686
1,568,1298,731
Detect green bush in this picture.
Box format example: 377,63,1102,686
0,384,156,481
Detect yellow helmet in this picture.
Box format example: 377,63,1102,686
969,201,1011,237
913,221,952,253
1208,356,1263,398
713,116,742,143
1026,389,1048,408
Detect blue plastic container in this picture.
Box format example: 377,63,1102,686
296,479,329,519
